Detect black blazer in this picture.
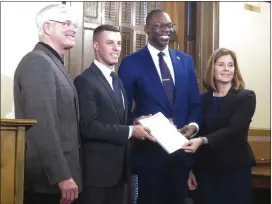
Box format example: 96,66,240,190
194,88,256,171
74,63,130,187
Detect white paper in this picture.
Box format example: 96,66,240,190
138,112,188,154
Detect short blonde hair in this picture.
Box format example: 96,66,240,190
203,48,245,91
35,4,73,40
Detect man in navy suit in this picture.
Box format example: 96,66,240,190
118,10,202,204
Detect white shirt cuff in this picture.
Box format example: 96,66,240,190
188,122,199,138
128,126,133,139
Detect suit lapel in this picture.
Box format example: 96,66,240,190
169,49,186,113
34,43,80,122
118,78,128,123
140,46,169,111
90,63,125,123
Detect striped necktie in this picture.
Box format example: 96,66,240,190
158,52,174,107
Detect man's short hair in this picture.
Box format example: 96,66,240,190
146,9,163,25
93,24,120,41
35,4,73,40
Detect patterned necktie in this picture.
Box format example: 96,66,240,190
110,71,124,110
158,52,174,108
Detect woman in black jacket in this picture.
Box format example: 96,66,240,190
182,48,256,204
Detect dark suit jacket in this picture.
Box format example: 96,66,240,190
13,43,82,194
74,63,130,188
118,46,202,170
195,88,256,171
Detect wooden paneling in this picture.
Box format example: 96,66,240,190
1,129,16,204
195,2,219,92
121,2,132,24
249,128,270,137
136,33,147,51
120,30,132,60
135,2,147,25
147,2,161,12
248,137,270,162
66,2,84,79
104,2,118,24
248,128,270,162
83,29,95,69
160,2,186,51
0,119,36,204
65,2,190,79
248,129,271,188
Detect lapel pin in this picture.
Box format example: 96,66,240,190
177,56,180,60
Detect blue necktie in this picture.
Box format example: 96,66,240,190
110,71,124,111
158,52,174,108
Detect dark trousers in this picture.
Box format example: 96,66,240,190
136,163,190,204
24,192,80,204
194,167,252,204
24,192,61,204
78,180,125,204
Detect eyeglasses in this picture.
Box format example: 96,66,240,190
49,20,78,29
149,23,175,30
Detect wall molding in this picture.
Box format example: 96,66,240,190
248,128,271,137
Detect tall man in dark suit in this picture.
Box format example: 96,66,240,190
13,4,81,204
118,9,202,204
74,25,156,204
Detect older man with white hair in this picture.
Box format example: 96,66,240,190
13,4,81,204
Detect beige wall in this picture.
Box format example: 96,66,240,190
219,2,270,129
1,2,60,118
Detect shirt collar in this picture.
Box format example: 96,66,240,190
147,43,170,58
94,59,115,77
38,42,64,65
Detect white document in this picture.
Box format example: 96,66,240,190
138,112,188,154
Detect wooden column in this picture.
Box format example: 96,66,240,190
0,119,36,204
161,2,187,51
195,2,219,92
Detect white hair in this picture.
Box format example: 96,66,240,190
35,4,74,40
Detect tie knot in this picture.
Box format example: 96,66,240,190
110,71,117,78
158,52,165,58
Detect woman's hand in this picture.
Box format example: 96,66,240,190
187,170,198,190
181,138,203,153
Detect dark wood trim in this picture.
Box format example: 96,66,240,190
0,119,37,127
195,2,219,92
185,1,196,61
65,2,84,79
249,128,271,137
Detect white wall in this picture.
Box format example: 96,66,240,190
1,2,60,118
219,2,270,129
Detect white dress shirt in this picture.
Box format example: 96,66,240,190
147,43,199,133
94,60,133,138
147,43,175,84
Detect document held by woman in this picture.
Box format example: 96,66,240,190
138,112,188,154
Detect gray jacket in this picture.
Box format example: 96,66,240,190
13,43,82,194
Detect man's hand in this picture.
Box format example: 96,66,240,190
181,138,202,153
134,114,152,125
187,170,198,190
58,178,78,204
180,125,197,138
132,125,156,142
